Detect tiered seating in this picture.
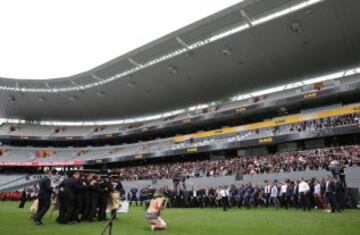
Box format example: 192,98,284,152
0,74,358,139
0,103,359,165
35,149,76,162
0,174,43,192
91,125,123,136
3,124,54,136
51,126,93,137
3,149,36,162
0,174,27,186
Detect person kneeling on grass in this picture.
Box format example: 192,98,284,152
145,192,167,231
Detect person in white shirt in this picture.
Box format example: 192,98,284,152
219,186,229,211
280,181,288,209
193,188,197,197
313,180,322,209
298,178,311,211
190,187,198,207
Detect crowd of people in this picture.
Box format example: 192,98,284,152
166,112,360,153
2,144,356,229
2,112,358,161
276,113,360,134
116,145,360,180
128,174,347,213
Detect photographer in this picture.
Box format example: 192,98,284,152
98,178,112,221
329,160,347,211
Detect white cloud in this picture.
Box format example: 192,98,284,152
0,0,241,79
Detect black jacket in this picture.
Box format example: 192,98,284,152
60,177,83,198
327,181,336,194
38,176,52,198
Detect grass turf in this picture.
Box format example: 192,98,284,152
0,202,359,235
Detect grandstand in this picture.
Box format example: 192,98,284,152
0,103,359,168
0,0,360,235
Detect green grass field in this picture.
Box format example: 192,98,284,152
0,202,359,235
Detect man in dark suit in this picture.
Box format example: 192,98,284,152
327,176,340,213
81,174,92,221
129,187,138,206
88,175,100,221
335,177,345,211
34,169,53,225
71,174,86,223
263,181,271,208
18,189,27,208
97,178,111,221
58,171,82,224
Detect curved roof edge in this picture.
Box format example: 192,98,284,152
0,0,323,93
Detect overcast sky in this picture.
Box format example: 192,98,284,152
0,0,242,80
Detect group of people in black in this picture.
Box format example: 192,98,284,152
33,170,124,225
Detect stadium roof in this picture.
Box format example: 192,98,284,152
0,0,360,121
0,0,242,79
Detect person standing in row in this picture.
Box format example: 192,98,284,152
270,183,279,208
264,180,271,208
219,186,229,211
280,181,288,209
298,178,311,211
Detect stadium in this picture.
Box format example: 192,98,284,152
0,0,360,234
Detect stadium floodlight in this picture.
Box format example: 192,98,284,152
302,71,344,85
251,86,286,97
343,67,360,77
252,0,325,26
240,9,253,26
206,23,250,43
187,104,210,112
176,37,191,51
128,58,143,68
14,82,22,92
70,80,86,91
92,74,105,83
